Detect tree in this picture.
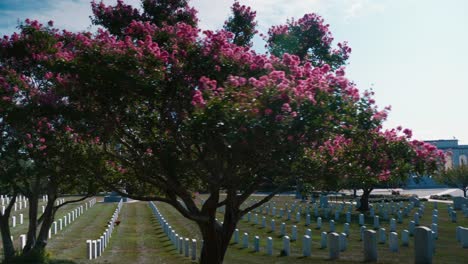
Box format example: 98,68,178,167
437,164,468,197
0,21,100,261
266,13,351,69
42,1,367,263
223,2,257,47
3,1,438,263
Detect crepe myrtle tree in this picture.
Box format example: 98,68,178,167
301,93,445,211
17,1,367,263
0,22,101,261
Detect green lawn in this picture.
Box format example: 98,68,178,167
2,196,465,264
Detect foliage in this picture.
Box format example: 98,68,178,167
437,164,468,197
266,13,351,69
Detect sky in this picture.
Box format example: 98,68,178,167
1,0,467,143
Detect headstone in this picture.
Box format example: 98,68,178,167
329,220,335,232
414,212,420,225
283,236,291,256
378,228,386,244
432,214,438,224
346,211,351,223
321,232,327,248
254,236,260,252
306,228,312,237
86,240,93,259
316,217,322,229
242,233,249,248
460,227,468,248
261,216,266,228
296,212,301,222
11,216,16,228
19,214,23,225
363,230,378,262
328,232,340,260
390,218,396,232
270,219,276,232
191,239,197,260
306,214,311,226
344,223,350,236
280,222,286,236
431,223,438,239
359,213,365,226
266,237,273,255
373,216,380,229
360,226,367,241
414,226,433,264
291,225,297,241
339,232,347,251
451,211,457,223
303,235,311,257
335,211,340,221
233,229,239,243
389,232,399,252
409,221,415,236
397,210,403,223
402,229,409,246
19,234,26,249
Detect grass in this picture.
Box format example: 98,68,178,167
2,195,465,263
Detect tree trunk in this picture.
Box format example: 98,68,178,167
353,189,357,198
23,195,39,252
463,188,467,198
33,199,56,253
198,203,238,264
358,189,372,211
0,215,16,261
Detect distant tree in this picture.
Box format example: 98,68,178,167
223,1,257,47
266,13,351,69
437,164,468,197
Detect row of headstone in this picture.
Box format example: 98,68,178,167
53,198,95,240
86,198,122,260
149,202,197,261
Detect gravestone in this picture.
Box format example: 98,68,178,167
359,213,365,226
344,223,350,236
339,233,347,251
242,233,249,248
291,225,297,241
321,232,327,248
303,235,311,256
364,230,378,262
389,232,398,252
254,236,260,252
266,237,273,256
378,228,386,244
414,226,433,264
283,236,291,256
328,232,340,260
390,218,396,232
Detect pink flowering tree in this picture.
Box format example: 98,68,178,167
302,93,445,211
266,13,351,69
0,22,101,261
23,1,369,263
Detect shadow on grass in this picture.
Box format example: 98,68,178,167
49,259,78,264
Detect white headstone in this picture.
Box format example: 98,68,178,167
389,232,398,252
364,230,378,262
414,226,433,264
266,237,273,256
303,235,311,257
283,236,291,256
328,232,340,260
191,239,197,260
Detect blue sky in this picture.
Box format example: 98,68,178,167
1,0,467,143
